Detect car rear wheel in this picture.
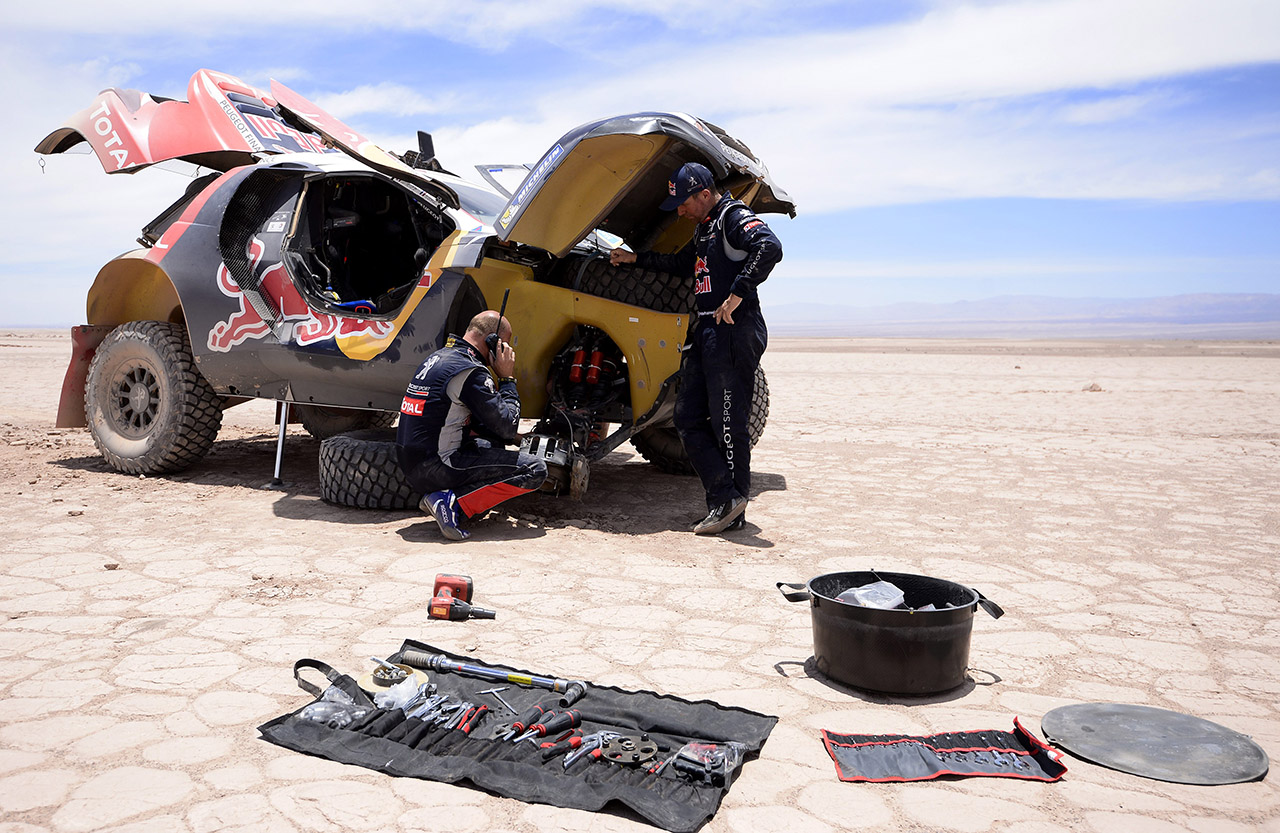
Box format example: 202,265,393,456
84,320,223,474
318,429,419,510
296,405,396,440
631,366,770,474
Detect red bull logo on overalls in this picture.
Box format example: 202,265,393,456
694,256,712,295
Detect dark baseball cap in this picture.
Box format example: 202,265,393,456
659,162,714,211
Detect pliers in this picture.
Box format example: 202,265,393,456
563,731,621,769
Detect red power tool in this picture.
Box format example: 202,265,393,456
429,574,497,621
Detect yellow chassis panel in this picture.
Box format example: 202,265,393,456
467,260,687,420
85,250,184,327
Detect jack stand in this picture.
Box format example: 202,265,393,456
262,400,290,491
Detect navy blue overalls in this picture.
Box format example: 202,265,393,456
395,336,545,517
638,194,783,508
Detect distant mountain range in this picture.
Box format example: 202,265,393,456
764,293,1280,338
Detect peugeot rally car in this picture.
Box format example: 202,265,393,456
37,69,794,505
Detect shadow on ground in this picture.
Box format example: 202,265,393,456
52,436,788,541
52,433,322,489
772,657,987,705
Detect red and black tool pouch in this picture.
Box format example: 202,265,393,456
823,718,1067,782
258,640,777,833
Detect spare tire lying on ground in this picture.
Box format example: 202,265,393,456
319,429,420,510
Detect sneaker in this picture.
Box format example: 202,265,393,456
422,490,469,541
693,496,748,535
724,512,747,532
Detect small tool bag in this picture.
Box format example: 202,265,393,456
823,718,1067,782
258,640,777,833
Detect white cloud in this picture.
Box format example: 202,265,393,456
6,0,812,45
540,0,1280,113
314,83,459,118
421,118,578,173
488,0,1280,208
1058,93,1169,125
0,51,185,317
239,66,313,85
772,255,1280,281
738,101,1280,210
3,0,1278,326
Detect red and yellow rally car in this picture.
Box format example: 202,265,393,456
37,69,794,505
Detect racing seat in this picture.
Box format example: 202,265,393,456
323,206,361,301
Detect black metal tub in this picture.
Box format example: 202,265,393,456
778,571,1003,695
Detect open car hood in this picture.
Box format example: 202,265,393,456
34,69,337,173
35,70,460,209
496,112,795,258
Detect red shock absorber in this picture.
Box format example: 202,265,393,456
568,347,586,383
586,350,604,385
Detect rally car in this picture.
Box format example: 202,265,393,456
37,69,794,505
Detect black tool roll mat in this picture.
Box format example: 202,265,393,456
823,718,1067,782
258,640,777,832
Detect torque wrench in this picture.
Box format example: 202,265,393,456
399,651,587,706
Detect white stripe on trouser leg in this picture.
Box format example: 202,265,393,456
722,387,734,475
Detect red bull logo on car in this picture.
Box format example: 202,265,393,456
207,237,399,353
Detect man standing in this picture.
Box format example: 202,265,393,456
611,162,782,534
396,310,547,541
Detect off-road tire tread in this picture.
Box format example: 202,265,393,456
319,429,420,510
572,257,694,315
85,320,223,475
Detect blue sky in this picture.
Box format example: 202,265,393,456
3,0,1278,325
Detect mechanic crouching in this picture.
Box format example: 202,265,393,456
611,162,782,535
395,311,547,541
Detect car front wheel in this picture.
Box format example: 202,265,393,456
84,320,223,474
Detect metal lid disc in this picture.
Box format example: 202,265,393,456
1042,703,1269,785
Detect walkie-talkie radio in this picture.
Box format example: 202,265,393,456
485,289,511,365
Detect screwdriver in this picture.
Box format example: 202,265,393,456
514,709,581,743
499,703,551,742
